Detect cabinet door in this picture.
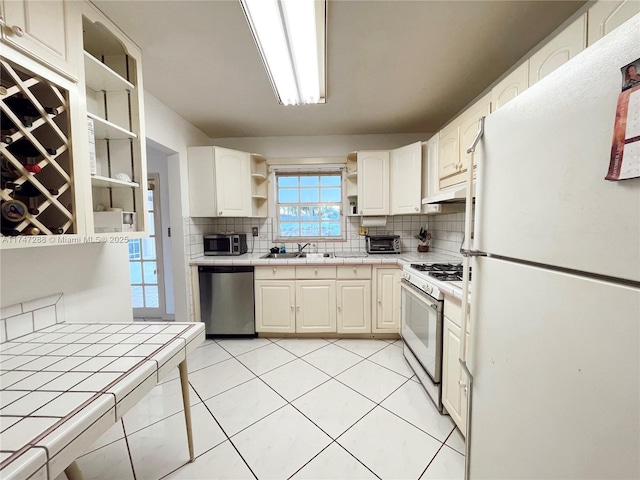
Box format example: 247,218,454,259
529,14,586,86
390,141,422,215
438,122,460,186
373,268,401,332
255,281,296,333
296,280,336,333
424,135,439,200
357,151,389,215
458,94,491,174
491,61,529,112
442,317,466,433
1,0,80,80
187,147,216,217
587,0,640,45
336,280,371,334
214,147,251,217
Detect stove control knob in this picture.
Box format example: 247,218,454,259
423,284,433,294
402,272,410,280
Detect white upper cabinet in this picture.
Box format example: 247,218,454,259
0,0,81,80
529,14,586,86
491,61,529,112
187,146,252,217
187,146,216,217
458,93,490,173
214,147,251,217
357,150,389,216
587,0,640,45
390,141,422,215
438,122,460,185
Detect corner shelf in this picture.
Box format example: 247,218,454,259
251,195,267,201
251,173,267,182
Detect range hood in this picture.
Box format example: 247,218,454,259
422,182,473,204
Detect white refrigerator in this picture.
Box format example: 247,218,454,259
466,15,640,479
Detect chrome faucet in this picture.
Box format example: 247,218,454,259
297,243,310,253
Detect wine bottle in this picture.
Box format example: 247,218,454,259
2,135,13,145
8,138,57,157
1,109,31,130
23,226,41,235
47,226,64,234
1,199,27,224
5,182,59,197
4,96,60,117
1,227,20,236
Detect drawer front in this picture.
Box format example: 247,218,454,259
337,265,372,280
296,266,336,279
255,266,296,280
444,295,470,331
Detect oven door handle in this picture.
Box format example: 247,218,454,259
400,280,439,310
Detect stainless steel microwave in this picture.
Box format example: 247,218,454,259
366,235,401,254
204,233,248,256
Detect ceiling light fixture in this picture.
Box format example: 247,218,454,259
240,0,326,106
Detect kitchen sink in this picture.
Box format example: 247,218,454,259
260,253,301,259
260,252,335,259
297,253,334,259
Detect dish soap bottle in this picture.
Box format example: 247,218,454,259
280,244,286,253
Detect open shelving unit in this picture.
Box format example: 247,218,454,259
81,6,147,236
1,58,77,238
345,151,358,216
250,153,268,217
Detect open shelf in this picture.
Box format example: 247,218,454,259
83,52,135,92
88,113,136,140
251,173,267,182
91,175,139,188
251,195,268,201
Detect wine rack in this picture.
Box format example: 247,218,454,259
0,58,75,237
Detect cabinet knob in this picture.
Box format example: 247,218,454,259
359,210,363,214
290,305,294,311
353,267,357,274
458,380,468,393
314,268,318,274
218,211,223,215
378,300,382,305
337,305,341,312
273,267,277,274
415,206,419,212
11,25,24,37
296,305,300,312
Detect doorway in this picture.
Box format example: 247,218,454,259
129,174,166,319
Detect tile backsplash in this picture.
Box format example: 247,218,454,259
184,212,465,259
0,294,65,343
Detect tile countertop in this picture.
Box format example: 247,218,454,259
0,322,205,480
189,251,468,300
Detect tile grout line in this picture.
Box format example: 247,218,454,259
121,418,138,480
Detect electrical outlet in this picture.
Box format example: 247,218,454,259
358,226,369,236
252,227,259,237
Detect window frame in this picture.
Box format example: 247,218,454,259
272,170,346,242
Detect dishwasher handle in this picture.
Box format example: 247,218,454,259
198,265,254,274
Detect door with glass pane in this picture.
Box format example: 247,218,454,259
129,175,165,318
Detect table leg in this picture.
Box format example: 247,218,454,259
64,461,84,480
178,359,195,462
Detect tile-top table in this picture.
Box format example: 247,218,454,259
0,321,205,480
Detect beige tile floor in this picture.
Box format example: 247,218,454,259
61,338,465,480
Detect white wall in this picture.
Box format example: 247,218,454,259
143,93,211,322
0,242,132,323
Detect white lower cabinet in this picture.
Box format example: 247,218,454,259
372,267,401,333
296,281,337,333
255,280,296,333
442,295,471,435
336,280,371,334
255,265,378,334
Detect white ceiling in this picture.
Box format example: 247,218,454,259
93,0,587,138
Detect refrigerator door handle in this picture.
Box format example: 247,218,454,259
459,359,473,480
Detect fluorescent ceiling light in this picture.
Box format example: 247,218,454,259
240,0,326,106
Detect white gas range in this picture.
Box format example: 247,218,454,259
400,262,470,413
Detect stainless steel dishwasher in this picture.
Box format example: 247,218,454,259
198,266,255,336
